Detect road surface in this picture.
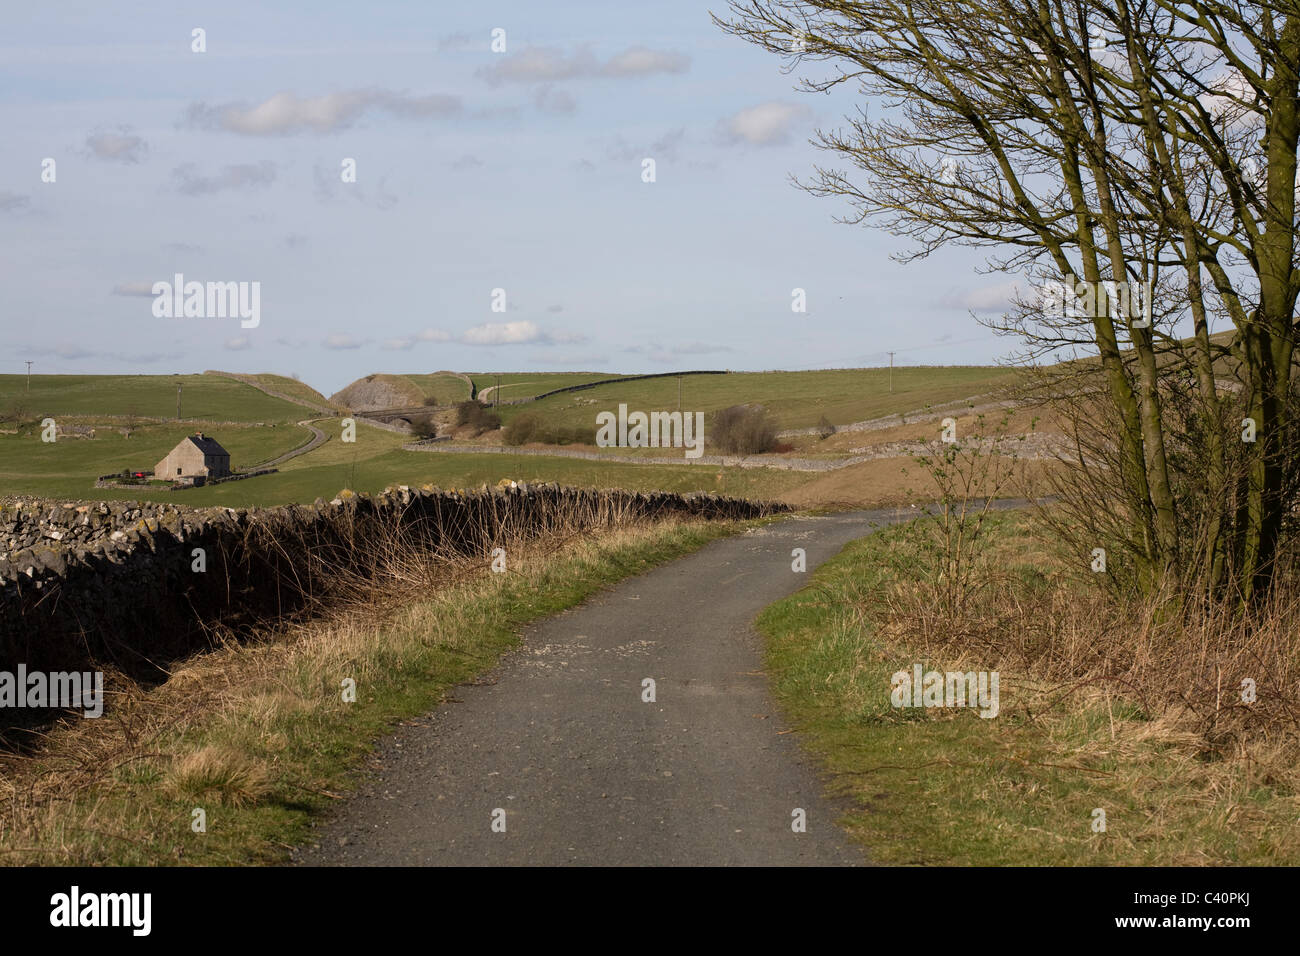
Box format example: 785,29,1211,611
295,508,918,866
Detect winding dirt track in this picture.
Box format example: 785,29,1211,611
256,420,328,468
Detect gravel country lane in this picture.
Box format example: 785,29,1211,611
295,508,920,866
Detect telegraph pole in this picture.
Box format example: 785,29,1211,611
887,352,896,393
176,383,183,420
25,361,32,392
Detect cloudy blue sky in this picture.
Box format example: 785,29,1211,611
1,0,1018,396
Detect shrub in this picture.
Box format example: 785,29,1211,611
422,395,438,407
503,413,542,446
554,425,593,446
455,401,502,436
711,405,778,455
502,415,593,446
817,414,836,440
0,401,28,426
409,414,439,440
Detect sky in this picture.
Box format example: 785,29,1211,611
0,0,1023,397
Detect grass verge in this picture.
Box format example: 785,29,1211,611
757,510,1300,865
0,518,736,866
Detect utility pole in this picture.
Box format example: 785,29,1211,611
887,352,896,393
176,382,183,421
25,361,32,392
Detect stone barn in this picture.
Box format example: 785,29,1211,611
154,432,232,480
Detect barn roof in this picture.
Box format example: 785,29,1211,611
185,434,229,457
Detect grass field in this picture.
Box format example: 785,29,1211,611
0,423,313,501
0,366,1025,507
230,373,341,411
0,374,309,424
51,419,803,507
0,413,809,507
500,367,1019,431
758,511,1300,864
471,371,614,402
400,372,473,404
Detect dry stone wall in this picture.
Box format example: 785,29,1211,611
0,485,783,681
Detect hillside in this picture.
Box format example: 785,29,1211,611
0,373,311,424
472,372,614,403
0,365,1045,510
330,371,472,410
502,366,1019,431
206,371,344,413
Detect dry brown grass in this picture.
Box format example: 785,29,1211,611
163,746,270,807
761,503,1300,863
875,527,1300,824
0,515,730,864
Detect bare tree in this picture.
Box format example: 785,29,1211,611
717,0,1300,603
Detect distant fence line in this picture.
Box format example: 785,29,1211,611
485,370,729,407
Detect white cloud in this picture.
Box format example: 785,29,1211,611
84,126,146,163
479,47,598,85
312,164,399,209
625,342,731,363
380,328,451,351
939,280,1025,312
608,127,685,162
1200,69,1263,127
535,84,577,114
478,46,690,85
224,336,252,351
454,322,583,346
0,191,31,214
542,329,587,345
322,333,367,350
600,47,690,77
173,162,276,195
26,343,183,363
718,102,812,146
186,89,460,136
460,320,544,346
